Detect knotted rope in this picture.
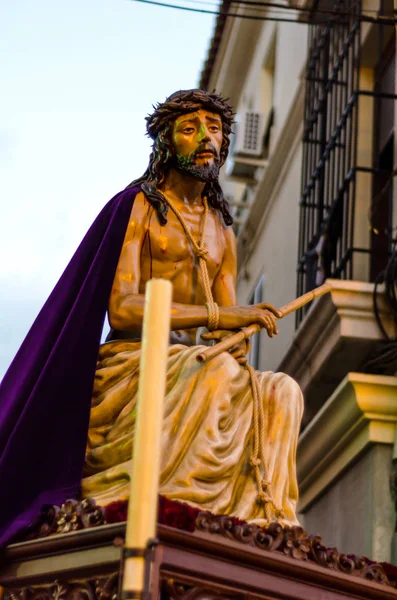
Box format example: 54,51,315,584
164,194,284,522
164,195,218,329
247,363,284,520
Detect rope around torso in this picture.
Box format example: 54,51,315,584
164,194,284,522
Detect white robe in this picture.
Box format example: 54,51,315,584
82,340,304,526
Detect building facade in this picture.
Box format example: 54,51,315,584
200,0,397,563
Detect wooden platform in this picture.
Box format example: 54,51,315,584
1,512,396,600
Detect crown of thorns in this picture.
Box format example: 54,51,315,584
146,89,235,140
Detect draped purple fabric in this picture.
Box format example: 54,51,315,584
0,186,139,546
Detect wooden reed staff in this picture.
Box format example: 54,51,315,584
196,282,332,364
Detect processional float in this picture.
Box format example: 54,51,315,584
1,281,396,599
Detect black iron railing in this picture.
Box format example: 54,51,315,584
297,0,397,325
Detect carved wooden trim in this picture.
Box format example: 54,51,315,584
22,500,395,590
8,573,118,600
195,513,394,588
26,499,106,540
162,577,241,600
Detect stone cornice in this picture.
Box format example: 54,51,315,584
207,9,263,109
297,372,397,511
199,0,231,90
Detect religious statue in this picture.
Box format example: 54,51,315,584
0,89,303,547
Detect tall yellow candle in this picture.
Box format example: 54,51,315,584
122,278,172,596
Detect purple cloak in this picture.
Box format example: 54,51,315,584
0,186,139,546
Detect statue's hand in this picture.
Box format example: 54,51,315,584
201,329,250,365
218,303,281,338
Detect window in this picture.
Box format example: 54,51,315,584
297,0,396,325
370,39,395,281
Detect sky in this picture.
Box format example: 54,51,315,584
0,0,218,379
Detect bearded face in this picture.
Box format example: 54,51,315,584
171,109,223,183
173,145,221,182
132,93,234,227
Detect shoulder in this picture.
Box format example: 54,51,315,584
129,191,153,222
121,192,152,246
130,190,148,210
222,219,237,253
211,210,236,259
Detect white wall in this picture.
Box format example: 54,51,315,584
236,143,303,372
216,19,308,371
270,22,307,152
212,16,308,371
233,20,307,150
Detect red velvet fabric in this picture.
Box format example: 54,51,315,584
105,497,200,533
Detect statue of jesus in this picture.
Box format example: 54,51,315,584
81,89,303,526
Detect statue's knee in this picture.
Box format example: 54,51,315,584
278,373,304,405
201,348,241,375
218,350,241,372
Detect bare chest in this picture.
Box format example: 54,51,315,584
141,205,225,274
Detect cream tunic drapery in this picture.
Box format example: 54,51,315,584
81,340,304,526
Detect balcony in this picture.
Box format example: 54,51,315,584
278,278,396,426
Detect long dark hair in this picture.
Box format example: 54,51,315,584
127,89,235,226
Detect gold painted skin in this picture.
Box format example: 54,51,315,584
82,109,304,525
